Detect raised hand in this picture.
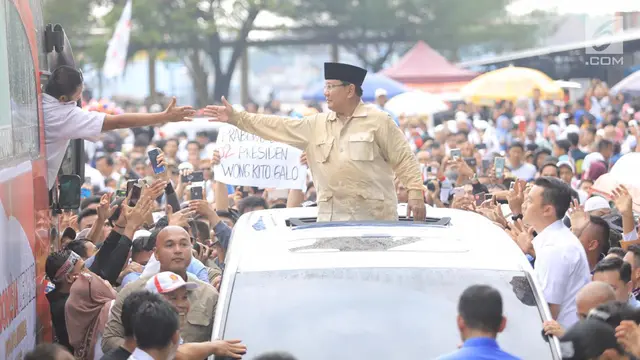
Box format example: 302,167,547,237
612,184,633,214
155,152,170,182
189,199,215,219
507,179,525,215
203,96,234,122
616,320,640,357
166,204,195,228
97,193,117,220
508,219,535,255
144,179,168,201
163,97,196,122
125,195,154,229
569,198,588,231
212,150,221,166
61,211,79,232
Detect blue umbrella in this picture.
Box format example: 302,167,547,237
302,73,409,102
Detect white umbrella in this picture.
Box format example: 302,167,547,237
609,152,640,187
384,91,449,116
554,80,582,89
592,153,640,213
610,71,640,96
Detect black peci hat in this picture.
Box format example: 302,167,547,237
324,62,367,87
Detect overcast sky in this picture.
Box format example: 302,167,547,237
508,0,640,15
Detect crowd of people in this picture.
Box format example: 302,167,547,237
25,61,640,360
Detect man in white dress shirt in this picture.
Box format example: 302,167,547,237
128,297,180,360
524,177,591,329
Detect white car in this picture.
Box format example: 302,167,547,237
212,205,561,360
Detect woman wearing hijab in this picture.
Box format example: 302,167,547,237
583,160,608,183
65,271,117,360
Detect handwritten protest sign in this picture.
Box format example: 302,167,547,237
214,125,307,190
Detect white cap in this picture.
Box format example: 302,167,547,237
447,120,458,133
375,88,387,98
582,152,605,172
133,229,151,240
557,160,575,173
473,119,489,130
455,111,467,122
584,196,610,212
565,124,580,134
145,271,198,294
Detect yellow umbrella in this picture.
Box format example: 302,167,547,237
461,66,563,104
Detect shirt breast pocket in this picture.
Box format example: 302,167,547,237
348,132,375,161
314,137,334,163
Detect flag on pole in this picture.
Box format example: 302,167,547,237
103,0,132,79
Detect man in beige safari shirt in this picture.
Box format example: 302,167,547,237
204,62,426,222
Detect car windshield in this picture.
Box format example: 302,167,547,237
219,267,554,360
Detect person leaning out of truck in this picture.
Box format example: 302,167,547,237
42,65,196,190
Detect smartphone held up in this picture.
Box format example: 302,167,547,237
190,185,204,200
148,148,165,174
494,157,506,178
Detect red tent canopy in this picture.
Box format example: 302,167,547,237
380,41,478,84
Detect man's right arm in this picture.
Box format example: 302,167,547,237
548,304,561,320
229,112,313,150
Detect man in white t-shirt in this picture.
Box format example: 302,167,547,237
524,176,591,329
42,66,195,189
507,142,537,181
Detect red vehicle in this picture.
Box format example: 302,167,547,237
0,1,83,358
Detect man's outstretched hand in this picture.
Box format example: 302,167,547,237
203,96,234,122
163,96,196,122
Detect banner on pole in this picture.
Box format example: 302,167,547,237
103,0,132,79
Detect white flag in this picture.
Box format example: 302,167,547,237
103,0,132,79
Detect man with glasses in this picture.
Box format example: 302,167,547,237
204,62,426,222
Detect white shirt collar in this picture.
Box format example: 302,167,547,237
42,93,77,106
128,348,155,360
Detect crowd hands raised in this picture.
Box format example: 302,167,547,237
44,144,263,360
36,73,640,359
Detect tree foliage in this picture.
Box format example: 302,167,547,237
274,0,549,70
44,0,551,102
97,0,297,104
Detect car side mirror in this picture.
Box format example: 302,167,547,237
58,174,82,210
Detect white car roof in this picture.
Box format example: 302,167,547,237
224,205,533,274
